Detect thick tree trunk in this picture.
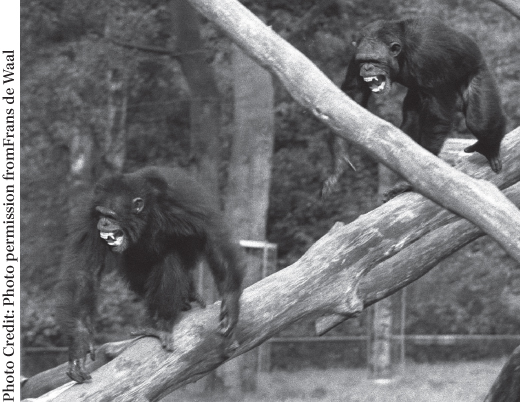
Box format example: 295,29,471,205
169,0,223,391
368,164,399,379
102,67,127,173
67,127,95,211
185,0,520,264
226,44,274,244
26,129,520,402
484,345,520,402
368,297,393,380
169,0,221,193
223,44,275,393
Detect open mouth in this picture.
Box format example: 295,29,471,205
99,230,124,247
363,75,386,93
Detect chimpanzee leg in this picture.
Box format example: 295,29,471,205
204,235,243,353
131,253,191,351
400,89,422,140
463,69,506,173
418,93,456,156
322,57,372,197
383,91,454,202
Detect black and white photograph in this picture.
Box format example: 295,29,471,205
17,0,520,401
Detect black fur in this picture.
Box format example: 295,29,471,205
344,17,505,170
56,167,243,383
324,17,506,196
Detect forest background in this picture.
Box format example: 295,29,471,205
20,0,520,375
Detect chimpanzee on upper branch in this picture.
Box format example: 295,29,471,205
325,17,506,195
56,167,244,383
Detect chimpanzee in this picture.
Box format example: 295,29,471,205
56,167,244,383
325,17,506,195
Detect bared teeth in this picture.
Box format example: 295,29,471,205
364,76,377,82
99,231,124,246
100,232,116,239
371,81,386,93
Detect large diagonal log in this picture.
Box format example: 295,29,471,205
185,0,520,263
28,130,520,402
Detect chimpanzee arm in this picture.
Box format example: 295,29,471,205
56,218,106,383
131,253,192,351
463,67,506,173
322,57,370,196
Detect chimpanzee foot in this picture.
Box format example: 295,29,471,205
487,156,502,173
464,142,479,154
131,328,174,351
218,292,240,355
223,335,240,356
464,142,502,173
218,315,239,354
67,359,92,383
218,322,239,356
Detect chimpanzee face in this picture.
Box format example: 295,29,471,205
354,22,402,95
93,177,146,253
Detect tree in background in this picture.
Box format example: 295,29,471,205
21,0,520,386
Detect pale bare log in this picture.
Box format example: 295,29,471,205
25,130,520,402
21,340,134,400
184,0,520,263
484,345,520,401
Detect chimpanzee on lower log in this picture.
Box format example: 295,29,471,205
325,17,506,196
56,167,243,383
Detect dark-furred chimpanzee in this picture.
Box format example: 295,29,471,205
325,17,506,196
56,167,243,383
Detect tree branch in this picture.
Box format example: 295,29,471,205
489,0,520,20
21,340,135,400
184,0,520,264
484,345,520,401
284,0,338,41
105,36,206,57
26,129,520,402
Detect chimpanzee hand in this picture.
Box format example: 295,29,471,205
464,141,502,173
218,291,240,354
67,324,95,383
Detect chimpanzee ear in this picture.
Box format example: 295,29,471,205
132,198,144,214
390,42,401,56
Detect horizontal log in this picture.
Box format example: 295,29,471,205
186,0,520,263
31,129,520,402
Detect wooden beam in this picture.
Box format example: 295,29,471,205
185,0,520,264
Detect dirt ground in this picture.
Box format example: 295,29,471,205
165,359,504,402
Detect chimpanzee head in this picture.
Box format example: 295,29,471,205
353,20,404,95
92,173,165,253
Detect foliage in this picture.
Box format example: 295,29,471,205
21,272,147,347
407,238,520,336
21,0,520,366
